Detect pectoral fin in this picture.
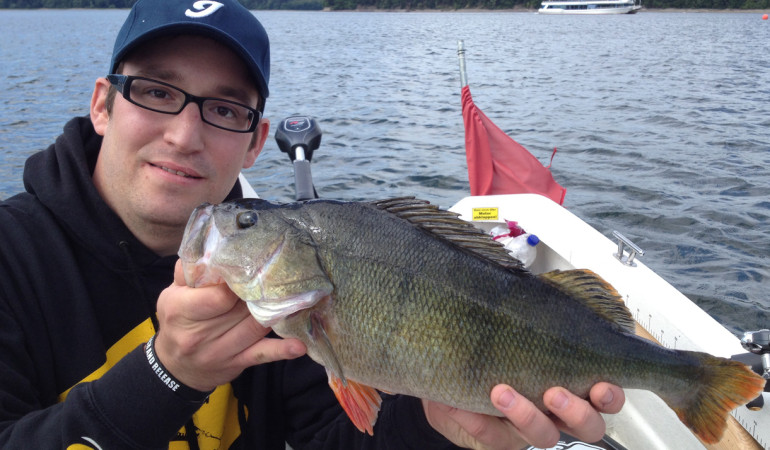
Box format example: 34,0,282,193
309,312,382,435
327,370,382,436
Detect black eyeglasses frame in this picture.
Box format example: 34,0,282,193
106,74,262,133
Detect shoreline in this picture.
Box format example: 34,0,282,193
329,6,769,12
1,6,766,13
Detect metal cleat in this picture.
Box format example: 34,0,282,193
612,231,645,267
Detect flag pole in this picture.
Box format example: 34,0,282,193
457,40,468,88
457,39,567,204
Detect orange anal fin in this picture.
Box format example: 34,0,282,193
328,371,382,435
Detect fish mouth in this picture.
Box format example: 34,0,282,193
179,204,225,287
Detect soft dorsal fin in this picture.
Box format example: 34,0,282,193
369,197,526,273
539,269,635,333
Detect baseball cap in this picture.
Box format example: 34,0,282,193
110,0,270,100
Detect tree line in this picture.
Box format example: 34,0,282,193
1,0,767,11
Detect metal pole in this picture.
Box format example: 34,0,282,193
457,40,468,88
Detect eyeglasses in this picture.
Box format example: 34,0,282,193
107,74,261,133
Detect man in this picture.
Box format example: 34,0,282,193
0,0,624,448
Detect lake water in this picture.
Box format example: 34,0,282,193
1,9,768,336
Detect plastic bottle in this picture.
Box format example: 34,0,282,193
504,234,540,268
489,221,525,247
488,225,511,239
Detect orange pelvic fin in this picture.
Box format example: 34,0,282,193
327,370,382,435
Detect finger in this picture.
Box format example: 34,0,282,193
173,258,185,286
543,387,605,443
589,382,625,414
443,406,508,450
194,305,272,355
156,284,250,353
177,283,243,322
491,385,560,449
207,299,305,365
200,301,300,359
238,336,307,366
422,400,527,450
174,257,227,288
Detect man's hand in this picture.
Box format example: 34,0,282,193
423,382,625,450
153,260,307,392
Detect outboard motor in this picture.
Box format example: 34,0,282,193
274,115,322,202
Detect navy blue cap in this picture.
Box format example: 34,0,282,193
110,0,270,99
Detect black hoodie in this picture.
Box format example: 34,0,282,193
0,117,455,449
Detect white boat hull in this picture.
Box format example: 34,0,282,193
538,6,637,14
538,0,641,14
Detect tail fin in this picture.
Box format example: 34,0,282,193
670,352,765,444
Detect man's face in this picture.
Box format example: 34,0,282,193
90,35,268,255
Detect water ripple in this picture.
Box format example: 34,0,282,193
1,10,768,334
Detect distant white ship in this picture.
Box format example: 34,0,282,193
538,0,642,14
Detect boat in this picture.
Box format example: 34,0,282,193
538,0,642,14
449,194,769,450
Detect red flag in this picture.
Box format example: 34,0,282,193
462,85,566,205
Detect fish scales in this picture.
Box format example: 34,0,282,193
179,197,766,443
310,250,680,412
300,201,662,409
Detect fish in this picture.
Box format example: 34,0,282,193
178,197,765,444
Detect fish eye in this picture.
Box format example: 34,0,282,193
236,211,258,229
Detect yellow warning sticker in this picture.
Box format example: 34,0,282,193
472,207,498,221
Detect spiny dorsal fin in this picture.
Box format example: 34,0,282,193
539,269,635,333
369,197,526,272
